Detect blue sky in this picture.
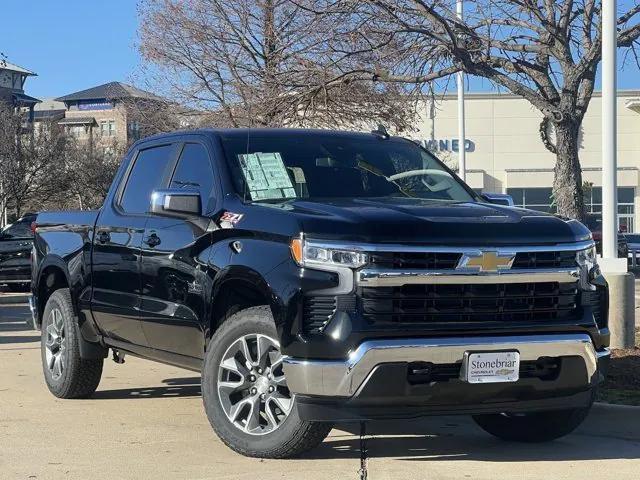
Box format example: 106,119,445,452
3,0,139,99
2,0,639,100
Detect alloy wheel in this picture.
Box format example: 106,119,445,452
44,308,66,381
217,333,293,435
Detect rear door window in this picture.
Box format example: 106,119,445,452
120,144,175,214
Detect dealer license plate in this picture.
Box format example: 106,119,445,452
460,351,520,384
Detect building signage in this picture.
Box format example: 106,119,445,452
418,138,475,153
78,101,113,111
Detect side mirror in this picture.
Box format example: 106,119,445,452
149,189,202,218
482,193,514,207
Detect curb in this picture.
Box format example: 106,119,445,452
0,294,30,305
594,401,640,410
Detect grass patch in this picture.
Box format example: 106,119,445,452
597,328,640,406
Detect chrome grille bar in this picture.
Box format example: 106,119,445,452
357,268,581,286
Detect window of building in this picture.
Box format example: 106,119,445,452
585,186,636,233
506,187,555,213
101,120,116,136
128,121,141,141
170,143,215,212
69,125,87,136
120,144,175,214
508,186,636,232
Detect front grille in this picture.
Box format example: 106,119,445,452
369,251,461,270
360,282,580,324
512,250,577,269
368,250,578,270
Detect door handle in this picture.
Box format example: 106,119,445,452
97,231,110,244
143,233,161,248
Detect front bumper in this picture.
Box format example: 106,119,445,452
283,333,610,421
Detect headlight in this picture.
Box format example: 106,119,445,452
576,244,598,287
290,237,368,269
576,245,597,269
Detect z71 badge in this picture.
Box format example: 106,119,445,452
220,211,244,228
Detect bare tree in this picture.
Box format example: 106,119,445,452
60,138,124,210
0,106,68,219
307,0,640,220
137,0,417,130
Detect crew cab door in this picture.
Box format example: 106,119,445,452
139,138,219,359
91,141,179,346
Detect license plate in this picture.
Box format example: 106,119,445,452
460,351,520,384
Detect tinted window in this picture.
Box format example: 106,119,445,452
220,133,475,203
1,221,33,239
625,234,640,243
120,144,174,214
170,143,214,211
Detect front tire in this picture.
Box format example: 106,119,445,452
40,289,103,398
201,306,332,458
472,404,593,442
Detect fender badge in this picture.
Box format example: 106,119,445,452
220,211,244,228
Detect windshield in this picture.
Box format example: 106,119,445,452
0,221,33,239
220,132,477,203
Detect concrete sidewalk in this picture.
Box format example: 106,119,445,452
1,310,639,480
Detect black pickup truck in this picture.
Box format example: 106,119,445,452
0,213,36,291
31,128,609,458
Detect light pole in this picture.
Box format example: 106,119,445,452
601,0,617,260
601,0,634,349
456,0,466,182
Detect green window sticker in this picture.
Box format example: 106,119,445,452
238,152,296,200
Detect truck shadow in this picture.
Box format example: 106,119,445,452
304,418,640,462
91,377,201,400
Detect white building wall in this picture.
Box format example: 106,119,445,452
410,91,640,231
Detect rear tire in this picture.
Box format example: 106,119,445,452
202,306,332,458
472,403,593,442
40,289,103,399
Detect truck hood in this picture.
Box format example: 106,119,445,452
285,197,590,246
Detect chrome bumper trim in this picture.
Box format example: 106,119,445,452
283,334,607,397
357,268,580,286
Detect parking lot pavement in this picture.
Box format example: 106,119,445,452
2,305,640,480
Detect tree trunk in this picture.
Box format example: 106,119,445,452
552,120,585,221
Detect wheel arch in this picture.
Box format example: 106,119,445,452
208,266,283,343
35,257,72,328
35,256,107,360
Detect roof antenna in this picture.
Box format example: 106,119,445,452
371,124,390,139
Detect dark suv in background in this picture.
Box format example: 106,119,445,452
0,213,36,292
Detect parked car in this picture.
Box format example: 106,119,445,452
481,192,515,206
583,214,629,258
31,129,609,458
625,233,640,266
0,213,36,291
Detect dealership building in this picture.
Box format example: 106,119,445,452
414,91,640,233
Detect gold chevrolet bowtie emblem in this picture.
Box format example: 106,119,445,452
458,251,515,272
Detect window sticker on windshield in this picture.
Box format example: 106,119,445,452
238,152,296,200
